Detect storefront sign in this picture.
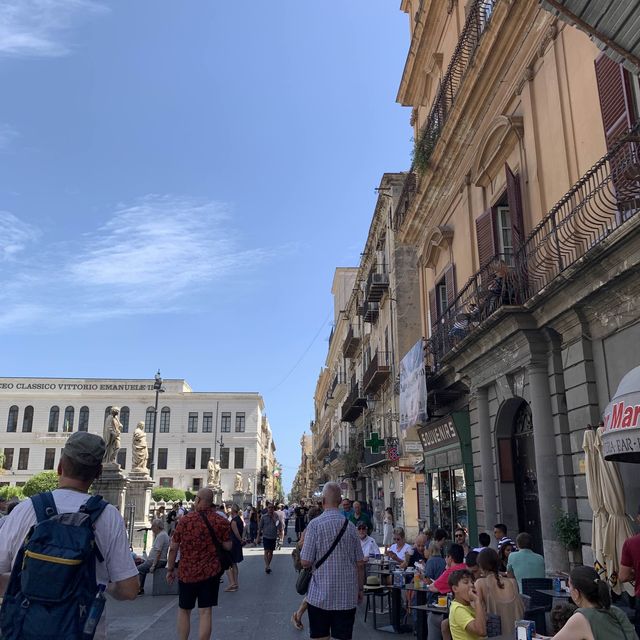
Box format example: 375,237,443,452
418,416,459,450
602,365,640,462
403,441,423,453
399,339,428,434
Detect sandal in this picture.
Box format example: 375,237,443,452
291,612,303,630
224,585,238,592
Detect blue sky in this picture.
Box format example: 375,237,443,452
0,1,411,492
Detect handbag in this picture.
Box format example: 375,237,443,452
199,511,233,573
486,613,502,637
296,519,348,596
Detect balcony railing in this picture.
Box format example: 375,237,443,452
341,383,367,422
360,302,380,324
429,124,640,368
365,269,390,303
395,0,498,230
362,351,392,393
343,325,361,358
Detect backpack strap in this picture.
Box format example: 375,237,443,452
31,491,58,523
80,494,109,563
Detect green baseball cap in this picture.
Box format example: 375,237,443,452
62,432,106,467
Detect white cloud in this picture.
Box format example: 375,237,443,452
0,123,18,150
0,211,40,260
0,0,106,58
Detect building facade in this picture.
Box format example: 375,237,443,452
0,377,278,502
395,0,640,569
290,432,314,503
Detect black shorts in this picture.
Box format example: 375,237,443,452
178,575,221,610
263,537,277,551
307,603,356,640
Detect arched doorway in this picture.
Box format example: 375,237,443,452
496,398,543,553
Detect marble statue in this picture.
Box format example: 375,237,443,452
234,472,243,493
207,457,221,487
103,406,122,464
132,421,149,472
245,475,252,494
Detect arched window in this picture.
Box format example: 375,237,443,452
22,406,34,432
78,406,90,432
7,405,18,432
145,407,155,433
104,406,112,422
160,407,170,433
48,406,60,432
63,406,74,433
120,406,130,433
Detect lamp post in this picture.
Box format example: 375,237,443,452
149,370,164,480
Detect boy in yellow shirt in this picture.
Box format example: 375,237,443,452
448,569,486,640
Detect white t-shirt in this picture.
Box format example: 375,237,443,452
0,489,138,640
360,535,380,558
387,542,412,560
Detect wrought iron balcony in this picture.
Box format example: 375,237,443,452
330,371,347,396
365,269,390,303
341,383,367,422
429,124,640,368
362,351,392,394
343,325,361,358
360,302,380,324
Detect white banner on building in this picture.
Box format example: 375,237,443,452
399,339,428,434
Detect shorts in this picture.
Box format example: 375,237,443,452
263,537,277,551
178,575,221,610
307,603,356,640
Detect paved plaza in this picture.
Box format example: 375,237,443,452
107,545,392,640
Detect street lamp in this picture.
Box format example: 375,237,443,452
149,370,164,480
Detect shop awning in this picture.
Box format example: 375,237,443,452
602,365,640,462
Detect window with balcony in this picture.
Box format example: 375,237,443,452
221,412,231,432
63,406,74,433
44,448,55,470
6,406,18,433
22,406,34,433
48,406,60,433
78,406,89,432
428,265,456,329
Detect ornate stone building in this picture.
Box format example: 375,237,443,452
291,432,314,503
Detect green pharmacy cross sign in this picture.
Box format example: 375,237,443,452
365,432,385,454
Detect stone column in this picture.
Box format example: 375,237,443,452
92,462,128,514
528,362,567,570
231,492,245,507
126,470,154,552
477,387,498,532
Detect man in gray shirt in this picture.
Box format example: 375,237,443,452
138,518,170,594
258,503,282,574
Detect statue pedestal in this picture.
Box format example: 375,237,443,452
243,492,253,507
231,491,245,507
126,470,154,552
208,485,223,505
92,462,128,514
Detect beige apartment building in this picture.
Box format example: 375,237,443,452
395,0,640,569
311,173,424,538
290,432,314,503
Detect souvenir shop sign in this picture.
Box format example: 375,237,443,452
418,415,459,451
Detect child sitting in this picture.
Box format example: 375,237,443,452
448,569,486,640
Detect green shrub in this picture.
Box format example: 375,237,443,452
0,485,24,501
151,488,186,503
185,489,195,501
554,509,581,550
22,471,59,497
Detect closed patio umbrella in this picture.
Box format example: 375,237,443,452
582,429,608,582
596,427,635,596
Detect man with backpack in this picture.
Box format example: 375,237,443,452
0,431,139,640
166,487,232,640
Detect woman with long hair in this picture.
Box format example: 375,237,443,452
383,507,394,551
474,548,523,636
225,504,244,592
539,566,636,639
248,508,259,546
497,540,513,573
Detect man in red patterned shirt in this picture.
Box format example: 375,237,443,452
167,488,232,640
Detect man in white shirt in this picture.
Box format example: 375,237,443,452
137,518,171,595
0,432,139,639
385,527,413,564
275,504,286,548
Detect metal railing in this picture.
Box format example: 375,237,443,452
429,124,640,368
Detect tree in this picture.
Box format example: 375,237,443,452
151,488,186,503
22,471,59,497
0,485,24,501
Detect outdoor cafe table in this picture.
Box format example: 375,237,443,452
402,584,433,640
536,589,573,600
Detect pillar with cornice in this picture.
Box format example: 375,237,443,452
477,387,498,532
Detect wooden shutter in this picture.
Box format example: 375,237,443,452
444,264,456,307
594,53,634,150
428,288,438,331
475,207,497,269
505,163,525,253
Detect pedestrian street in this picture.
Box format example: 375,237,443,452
106,544,392,640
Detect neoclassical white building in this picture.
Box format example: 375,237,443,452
0,377,277,500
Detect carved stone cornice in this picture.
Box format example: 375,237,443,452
420,225,454,269
472,115,524,187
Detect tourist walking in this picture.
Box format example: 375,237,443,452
258,503,282,573
137,518,170,595
382,507,394,550
300,482,365,640
225,504,244,592
295,502,308,541
166,488,232,640
0,432,139,640
248,508,259,545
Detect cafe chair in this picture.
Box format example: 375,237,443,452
363,576,391,630
522,577,554,635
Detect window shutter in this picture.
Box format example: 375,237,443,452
428,288,438,331
594,53,634,150
505,164,525,253
444,264,456,306
475,207,497,268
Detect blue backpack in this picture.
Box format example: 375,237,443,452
0,491,108,640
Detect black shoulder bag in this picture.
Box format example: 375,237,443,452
199,511,233,573
296,519,348,595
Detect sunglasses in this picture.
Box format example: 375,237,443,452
357,526,367,530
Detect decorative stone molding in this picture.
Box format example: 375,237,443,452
516,66,535,96
472,115,524,187
421,225,454,269
538,20,558,58
410,107,418,127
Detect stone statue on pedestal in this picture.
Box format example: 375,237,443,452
207,457,221,487
234,472,243,493
102,407,122,464
132,421,149,472
245,475,252,494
